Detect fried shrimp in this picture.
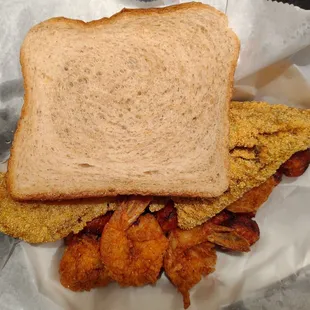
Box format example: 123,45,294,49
64,212,113,245
100,196,168,286
210,210,260,247
60,234,110,291
225,214,260,246
164,227,217,309
155,200,178,234
280,148,310,177
207,224,250,252
83,212,113,235
164,213,253,308
227,173,281,214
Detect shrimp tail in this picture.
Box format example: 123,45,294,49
182,290,191,309
126,196,153,226
108,196,152,230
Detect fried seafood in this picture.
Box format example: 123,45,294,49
65,212,113,246
212,211,260,247
175,102,310,229
1,102,309,243
206,224,251,252
280,148,310,177
155,200,178,233
59,153,305,306
64,232,84,246
209,209,232,225
59,234,110,291
164,218,251,308
164,228,217,309
227,173,281,214
100,196,168,286
0,173,112,243
83,212,113,235
226,215,259,246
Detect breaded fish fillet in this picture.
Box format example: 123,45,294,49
174,102,310,229
0,173,114,243
0,101,309,242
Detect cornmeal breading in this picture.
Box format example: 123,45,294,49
0,174,112,243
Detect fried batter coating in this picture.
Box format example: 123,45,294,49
210,210,260,247
164,228,216,309
59,235,111,291
175,102,310,229
206,224,250,252
210,209,233,225
149,197,171,212
226,215,260,246
155,200,178,233
0,173,113,243
83,212,113,235
100,196,168,286
163,216,253,308
64,232,84,246
212,211,259,246
227,173,280,214
280,148,310,177
64,212,113,246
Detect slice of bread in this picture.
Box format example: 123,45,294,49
7,2,239,200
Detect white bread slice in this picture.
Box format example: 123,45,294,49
7,2,239,201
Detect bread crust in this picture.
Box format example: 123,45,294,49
7,2,239,201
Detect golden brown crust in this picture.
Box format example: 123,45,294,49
59,234,111,291
36,2,228,29
7,2,239,201
0,173,112,243
226,175,279,213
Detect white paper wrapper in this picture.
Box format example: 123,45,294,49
0,0,310,309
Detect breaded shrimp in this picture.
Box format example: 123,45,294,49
59,234,110,291
64,212,113,246
100,196,168,286
164,227,216,309
280,148,310,177
210,210,260,247
155,200,178,234
164,218,251,308
225,214,260,246
82,212,113,235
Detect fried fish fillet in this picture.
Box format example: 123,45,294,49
0,173,114,243
226,174,281,214
0,101,309,242
174,102,310,229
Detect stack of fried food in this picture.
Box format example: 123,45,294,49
59,150,309,309
1,101,309,308
2,4,310,308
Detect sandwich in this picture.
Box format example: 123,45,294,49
1,101,309,308
1,101,309,242
1,2,310,309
